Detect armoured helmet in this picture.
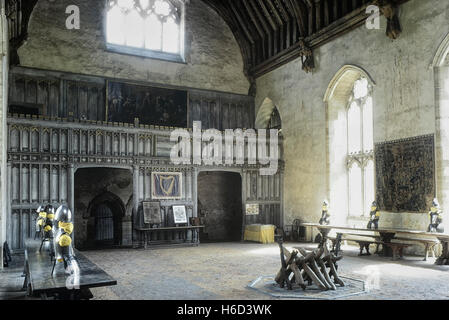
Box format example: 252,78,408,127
45,204,55,214
433,198,440,208
55,205,73,224
36,205,45,214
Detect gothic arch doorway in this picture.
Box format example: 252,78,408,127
87,191,125,247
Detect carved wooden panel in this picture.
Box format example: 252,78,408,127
375,135,435,212
7,116,282,250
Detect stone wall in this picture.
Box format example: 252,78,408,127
255,0,449,238
0,0,8,269
197,172,242,242
17,0,249,95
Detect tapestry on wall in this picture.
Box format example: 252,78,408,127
107,81,188,127
151,172,183,200
375,134,435,213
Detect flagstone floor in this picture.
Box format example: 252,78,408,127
3,242,449,300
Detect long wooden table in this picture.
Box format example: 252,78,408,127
135,226,205,249
302,223,449,265
24,240,117,300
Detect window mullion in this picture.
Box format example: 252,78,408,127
360,100,365,216
359,100,363,153
361,163,365,216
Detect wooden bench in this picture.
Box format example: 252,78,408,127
330,234,438,261
24,240,117,300
393,237,440,261
382,242,411,260
329,233,383,256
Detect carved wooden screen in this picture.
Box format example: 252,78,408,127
375,135,435,212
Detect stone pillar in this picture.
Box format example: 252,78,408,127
67,164,75,244
67,164,75,212
435,66,449,227
241,170,247,241
192,168,198,218
6,162,10,248
280,170,285,229
0,1,8,269
133,165,140,221
121,218,132,246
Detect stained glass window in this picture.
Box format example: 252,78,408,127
106,0,183,58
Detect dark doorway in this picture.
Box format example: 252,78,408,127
88,192,125,247
74,168,132,249
197,172,242,242
94,204,115,242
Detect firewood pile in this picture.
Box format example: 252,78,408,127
275,243,345,291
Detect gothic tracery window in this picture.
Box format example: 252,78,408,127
347,78,374,216
268,107,282,130
106,0,183,60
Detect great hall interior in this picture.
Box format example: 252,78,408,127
1,0,449,302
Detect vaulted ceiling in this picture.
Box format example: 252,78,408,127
202,0,410,86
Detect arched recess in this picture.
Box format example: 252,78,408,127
86,191,126,247
432,32,449,226
324,65,376,225
255,97,282,130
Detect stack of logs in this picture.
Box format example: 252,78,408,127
275,244,345,291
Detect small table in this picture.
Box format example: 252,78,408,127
244,224,276,244
135,226,205,249
24,240,117,300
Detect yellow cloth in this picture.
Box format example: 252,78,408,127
244,224,275,244
47,214,55,220
59,222,74,235
44,225,52,232
39,212,47,218
59,234,72,247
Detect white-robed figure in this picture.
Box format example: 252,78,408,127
52,205,79,279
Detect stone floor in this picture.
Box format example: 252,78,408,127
2,242,449,300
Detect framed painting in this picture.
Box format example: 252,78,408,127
107,81,188,127
246,204,260,216
151,172,183,200
173,206,188,224
142,201,161,225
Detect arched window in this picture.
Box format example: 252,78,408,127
106,0,184,62
346,78,374,216
268,107,282,130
